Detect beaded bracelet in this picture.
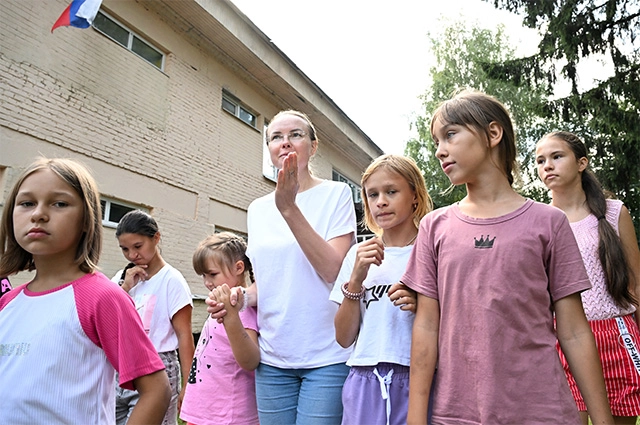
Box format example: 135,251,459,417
238,287,248,313
341,282,365,300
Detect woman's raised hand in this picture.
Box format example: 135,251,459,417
275,152,299,213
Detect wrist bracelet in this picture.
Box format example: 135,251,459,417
341,282,365,300
238,287,248,313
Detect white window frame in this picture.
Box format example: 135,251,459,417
262,119,278,182
92,10,165,71
222,90,257,128
101,198,145,228
332,170,362,203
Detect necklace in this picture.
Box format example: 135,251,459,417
381,233,418,247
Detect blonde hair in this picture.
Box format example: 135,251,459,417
361,154,433,236
192,232,254,287
0,158,102,275
265,110,318,145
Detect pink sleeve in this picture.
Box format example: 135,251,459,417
546,213,592,302
0,284,27,310
73,273,165,390
401,214,439,299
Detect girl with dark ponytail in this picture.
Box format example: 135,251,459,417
537,131,640,424
180,232,260,425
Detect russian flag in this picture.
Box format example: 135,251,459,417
51,0,103,32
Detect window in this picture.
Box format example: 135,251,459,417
101,198,141,228
222,91,257,128
0,166,6,207
93,11,164,70
333,170,372,240
262,120,278,182
332,170,362,203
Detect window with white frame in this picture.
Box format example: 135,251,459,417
101,198,144,228
332,170,362,203
262,120,278,182
92,11,165,70
222,90,257,128
333,170,372,241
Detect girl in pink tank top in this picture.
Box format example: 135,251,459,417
537,131,640,424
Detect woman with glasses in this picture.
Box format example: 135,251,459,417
208,110,356,425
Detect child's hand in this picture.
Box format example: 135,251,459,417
206,291,227,323
206,286,245,323
388,282,416,313
212,284,239,315
350,237,384,285
121,265,148,292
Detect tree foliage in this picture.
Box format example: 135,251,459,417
487,0,640,236
405,23,555,209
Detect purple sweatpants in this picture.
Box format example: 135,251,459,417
341,363,409,425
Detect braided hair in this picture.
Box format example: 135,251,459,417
192,232,255,287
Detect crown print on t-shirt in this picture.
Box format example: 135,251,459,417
474,235,496,249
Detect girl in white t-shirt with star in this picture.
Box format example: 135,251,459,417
330,154,433,425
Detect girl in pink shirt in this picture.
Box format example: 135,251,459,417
180,232,260,425
536,131,640,424
403,90,613,425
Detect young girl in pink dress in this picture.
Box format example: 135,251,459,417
536,131,640,425
180,232,260,425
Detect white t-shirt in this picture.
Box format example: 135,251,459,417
0,273,164,424
330,243,415,367
247,180,356,368
112,263,192,352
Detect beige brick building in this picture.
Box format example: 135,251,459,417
0,0,383,330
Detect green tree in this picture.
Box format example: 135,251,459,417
487,0,640,236
406,22,554,209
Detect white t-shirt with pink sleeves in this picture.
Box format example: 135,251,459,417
0,272,164,425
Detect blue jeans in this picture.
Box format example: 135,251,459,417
255,362,349,425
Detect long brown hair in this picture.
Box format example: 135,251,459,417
431,89,520,186
543,131,636,308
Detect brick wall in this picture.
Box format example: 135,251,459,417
0,0,372,331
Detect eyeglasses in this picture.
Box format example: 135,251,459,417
268,131,307,145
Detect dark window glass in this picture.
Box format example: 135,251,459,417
239,107,256,126
222,98,236,114
132,36,163,69
109,203,134,223
93,12,129,47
